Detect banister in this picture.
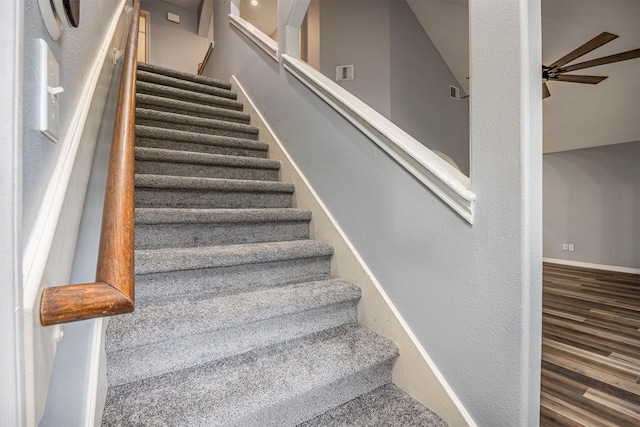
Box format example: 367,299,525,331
40,0,141,326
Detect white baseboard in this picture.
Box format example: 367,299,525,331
543,258,640,275
86,318,108,427
231,75,476,427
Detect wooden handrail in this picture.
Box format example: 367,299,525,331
197,41,214,75
41,0,141,326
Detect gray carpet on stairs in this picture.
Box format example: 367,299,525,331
101,62,448,426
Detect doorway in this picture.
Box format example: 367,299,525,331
137,11,150,63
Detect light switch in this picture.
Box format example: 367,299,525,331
40,39,63,142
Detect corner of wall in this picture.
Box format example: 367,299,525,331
230,74,476,427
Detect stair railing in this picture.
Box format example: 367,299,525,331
40,0,141,326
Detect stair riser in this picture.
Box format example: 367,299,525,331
135,188,293,209
136,138,268,159
231,361,394,426
134,257,333,306
137,118,258,140
135,161,278,181
107,303,359,388
137,101,250,124
137,71,237,100
137,84,243,111
135,221,310,249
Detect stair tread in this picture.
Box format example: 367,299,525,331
137,70,236,99
103,325,398,427
135,207,311,224
136,125,268,152
102,64,438,427
137,62,232,90
135,174,294,192
135,239,334,275
136,108,259,135
137,81,243,110
135,147,279,169
136,93,251,123
300,383,449,427
106,279,360,352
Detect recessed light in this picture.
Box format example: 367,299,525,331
250,0,258,6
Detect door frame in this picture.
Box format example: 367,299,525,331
138,10,150,63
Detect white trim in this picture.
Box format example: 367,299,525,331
228,14,278,62
281,54,475,223
232,74,477,427
85,318,104,427
543,258,640,275
139,10,150,63
283,0,310,58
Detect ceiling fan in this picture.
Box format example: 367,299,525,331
542,32,640,99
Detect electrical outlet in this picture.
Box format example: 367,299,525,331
562,243,568,251
568,244,575,252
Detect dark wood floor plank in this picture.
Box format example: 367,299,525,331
541,263,640,426
543,338,640,379
583,388,640,420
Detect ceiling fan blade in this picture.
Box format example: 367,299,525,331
547,32,618,69
542,82,551,99
558,48,640,73
553,75,608,84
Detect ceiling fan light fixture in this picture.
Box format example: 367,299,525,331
542,32,640,99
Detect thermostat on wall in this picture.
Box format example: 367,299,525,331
167,12,180,24
336,65,354,81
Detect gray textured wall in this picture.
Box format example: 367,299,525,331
319,0,391,118
39,15,128,427
316,0,469,174
544,141,640,269
389,0,469,175
22,0,122,243
141,0,208,74
205,0,541,425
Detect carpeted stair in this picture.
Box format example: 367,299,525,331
101,61,448,426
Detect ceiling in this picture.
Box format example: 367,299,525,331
406,0,640,154
239,0,278,40
159,0,202,11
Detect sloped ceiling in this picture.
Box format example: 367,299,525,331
406,0,640,153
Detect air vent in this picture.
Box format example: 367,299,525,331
336,65,354,81
450,85,460,100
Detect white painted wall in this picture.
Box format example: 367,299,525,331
319,0,391,118
544,141,640,269
205,0,542,425
389,0,469,175
142,0,208,74
542,0,640,153
1,1,26,425
22,0,123,247
405,0,469,93
39,56,124,427
406,0,640,154
317,0,469,173
21,2,129,424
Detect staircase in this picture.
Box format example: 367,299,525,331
101,62,448,426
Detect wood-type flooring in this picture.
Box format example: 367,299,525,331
541,262,640,426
